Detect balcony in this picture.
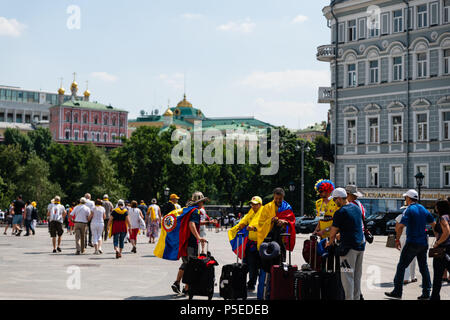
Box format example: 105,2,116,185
316,44,335,62
318,87,334,103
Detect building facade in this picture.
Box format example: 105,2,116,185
318,0,450,213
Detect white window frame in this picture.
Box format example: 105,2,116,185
345,165,357,186
393,9,403,33
414,111,429,145
338,22,345,43
417,4,428,29
389,113,404,152
358,17,366,39
347,19,357,42
445,0,450,24
392,55,404,81
112,133,117,142
345,117,357,146
368,11,380,38
74,130,79,141
366,115,380,145
430,2,439,26
83,131,88,142
367,165,379,188
442,110,450,141
405,7,414,30
381,12,390,35
347,63,357,87
390,164,403,188
444,48,450,75
414,164,429,188
441,163,450,188
369,59,380,84
414,50,429,80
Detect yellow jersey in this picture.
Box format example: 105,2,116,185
315,198,339,238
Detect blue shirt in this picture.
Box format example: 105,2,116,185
400,203,435,246
332,203,365,251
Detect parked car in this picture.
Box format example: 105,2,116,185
386,213,437,236
366,210,402,235
297,216,319,234
295,216,311,233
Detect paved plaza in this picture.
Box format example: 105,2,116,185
0,226,448,300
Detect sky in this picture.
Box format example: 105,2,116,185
0,0,332,129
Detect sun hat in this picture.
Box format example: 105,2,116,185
345,185,363,198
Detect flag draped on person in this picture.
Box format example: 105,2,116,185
153,206,196,260
277,201,296,251
228,225,250,259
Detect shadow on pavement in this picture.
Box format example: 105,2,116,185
373,282,395,288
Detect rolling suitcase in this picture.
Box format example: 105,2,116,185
182,241,218,300
220,233,249,300
302,235,322,272
319,245,344,300
294,234,321,300
270,232,298,300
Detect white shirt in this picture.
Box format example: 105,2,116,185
148,204,161,222
91,206,105,225
395,213,407,242
47,203,54,214
85,199,95,213
71,204,91,223
50,204,65,223
128,207,142,229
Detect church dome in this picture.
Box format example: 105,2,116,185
176,94,192,108
163,109,173,117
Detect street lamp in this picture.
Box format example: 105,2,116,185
296,141,310,216
414,171,425,203
164,187,170,203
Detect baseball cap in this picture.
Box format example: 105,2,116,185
117,199,125,206
403,189,419,200
103,194,109,199
80,197,87,204
328,188,348,200
170,194,180,200
345,185,363,198
249,196,263,205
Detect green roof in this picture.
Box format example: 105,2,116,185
60,100,128,112
202,117,272,128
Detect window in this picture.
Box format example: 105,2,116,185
392,166,402,187
74,114,78,123
94,116,98,125
417,113,428,141
347,64,356,87
92,133,95,141
65,131,70,140
368,166,379,187
112,118,116,126
104,133,108,142
444,49,450,75
368,117,379,143
119,119,124,127
97,133,100,142
112,134,116,142
417,53,427,78
417,4,428,28
393,10,403,33
65,113,70,122
381,13,390,35
346,166,357,185
368,11,379,37
430,2,438,26
83,114,87,124
444,165,450,187
74,131,79,141
348,20,356,41
392,116,403,143
369,60,379,84
416,165,428,187
405,7,414,30
338,23,345,43
84,132,88,141
393,56,403,81
347,119,356,145
445,0,450,24
104,116,108,126
443,111,450,140
358,18,366,39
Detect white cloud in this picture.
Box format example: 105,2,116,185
181,13,204,20
0,17,26,37
159,73,184,89
292,15,309,24
217,18,255,33
239,69,329,92
90,72,118,82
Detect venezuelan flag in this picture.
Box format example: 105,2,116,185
154,206,197,261
228,225,249,259
277,201,296,251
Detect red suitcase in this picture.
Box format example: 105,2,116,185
270,232,297,300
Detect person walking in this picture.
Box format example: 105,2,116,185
101,195,113,241
88,199,106,255
24,201,34,236
128,200,144,253
385,190,436,300
84,193,95,248
326,188,365,300
3,202,14,235
146,199,161,244
47,196,66,253
31,201,38,235
71,198,91,255
68,203,75,235
395,206,417,285
13,195,25,236
108,200,131,259
162,194,181,216
430,200,450,300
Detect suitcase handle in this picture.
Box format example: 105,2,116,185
198,239,209,255
280,232,291,266
236,232,245,263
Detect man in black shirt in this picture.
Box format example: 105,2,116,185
13,195,25,236
161,194,180,216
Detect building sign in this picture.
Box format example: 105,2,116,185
360,189,450,201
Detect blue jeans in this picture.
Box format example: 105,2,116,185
243,246,260,288
113,232,127,249
393,242,431,296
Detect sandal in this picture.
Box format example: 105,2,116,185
115,251,119,259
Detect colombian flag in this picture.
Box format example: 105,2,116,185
154,206,198,261
228,226,249,259
277,201,296,251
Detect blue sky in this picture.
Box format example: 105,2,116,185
0,0,331,129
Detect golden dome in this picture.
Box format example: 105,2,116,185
58,87,65,95
176,94,192,108
84,89,91,97
71,81,78,90
163,109,173,117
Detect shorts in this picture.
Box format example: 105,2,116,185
49,221,64,238
129,228,139,241
6,217,13,226
12,215,23,225
180,246,198,271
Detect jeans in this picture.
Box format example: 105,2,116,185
431,246,450,300
393,242,431,296
24,219,34,235
113,232,127,249
243,245,260,288
103,219,109,241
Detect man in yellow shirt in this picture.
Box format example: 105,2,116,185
313,179,338,239
230,196,263,291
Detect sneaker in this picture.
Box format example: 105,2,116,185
98,249,103,254
171,282,181,294
115,251,119,259
76,251,80,255
57,247,61,252
384,291,401,299
182,287,188,296
88,243,94,247
417,294,430,300
53,249,57,253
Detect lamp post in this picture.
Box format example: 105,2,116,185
164,187,170,203
296,141,310,216
414,171,424,204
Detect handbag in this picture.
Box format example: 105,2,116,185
428,242,446,258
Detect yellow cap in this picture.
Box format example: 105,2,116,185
249,196,262,205
31,201,37,208
170,194,180,200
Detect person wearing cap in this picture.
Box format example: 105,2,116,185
71,198,91,255
31,201,38,234
326,187,365,300
107,200,131,259
162,194,181,217
171,191,207,295
102,195,113,241
313,180,339,240
385,189,436,300
47,196,66,253
394,205,417,285
232,196,263,291
146,198,161,244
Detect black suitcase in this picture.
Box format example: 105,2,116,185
219,233,249,300
182,241,218,300
294,235,321,300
